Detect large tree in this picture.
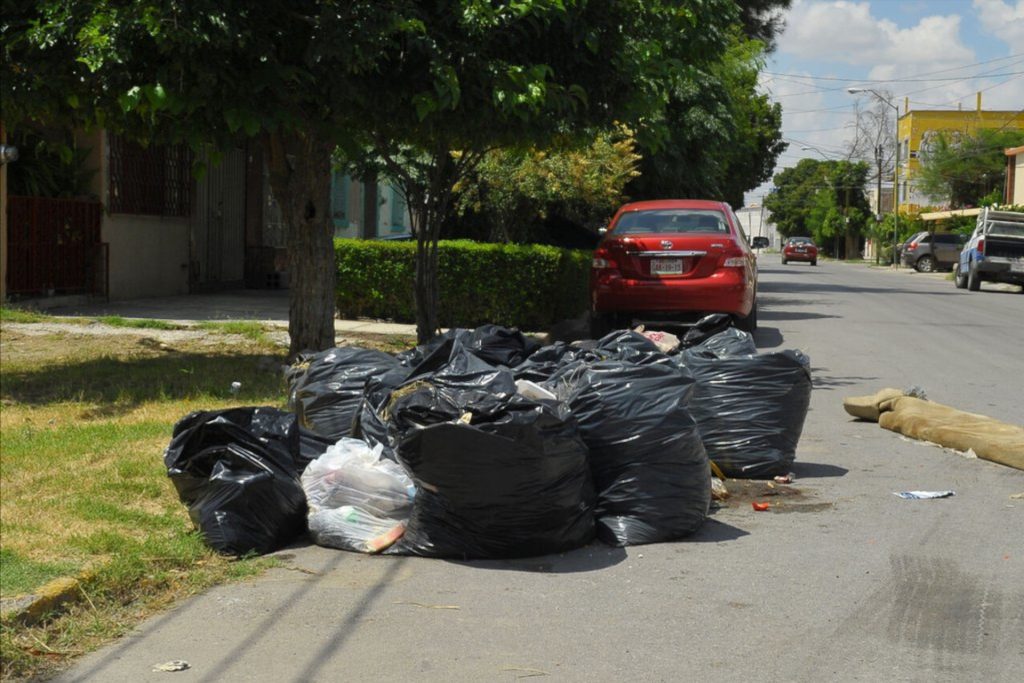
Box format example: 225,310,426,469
626,34,786,207
341,1,738,341
916,128,1024,208
5,0,739,346
4,0,407,355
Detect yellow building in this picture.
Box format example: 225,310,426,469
896,101,1024,212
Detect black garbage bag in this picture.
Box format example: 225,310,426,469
591,329,673,366
354,338,517,462
396,325,540,369
287,347,406,442
465,324,541,367
549,361,710,546
164,407,332,555
686,327,758,358
681,313,735,348
680,348,812,478
384,382,595,559
512,342,590,382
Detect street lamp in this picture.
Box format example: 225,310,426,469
847,87,899,266
801,145,832,159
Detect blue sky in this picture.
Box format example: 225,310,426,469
747,0,1024,205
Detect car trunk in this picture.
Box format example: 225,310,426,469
606,234,727,280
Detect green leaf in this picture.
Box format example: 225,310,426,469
67,94,80,109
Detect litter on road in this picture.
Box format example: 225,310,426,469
893,491,956,500
162,318,814,559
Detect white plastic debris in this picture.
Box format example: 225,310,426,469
230,381,242,394
152,660,190,672
893,490,955,500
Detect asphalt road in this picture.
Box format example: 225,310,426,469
54,261,1024,683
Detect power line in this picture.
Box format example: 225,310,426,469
763,53,1024,83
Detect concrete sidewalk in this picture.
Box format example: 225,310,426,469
42,289,419,336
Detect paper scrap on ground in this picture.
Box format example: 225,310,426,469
894,490,955,500
152,660,190,672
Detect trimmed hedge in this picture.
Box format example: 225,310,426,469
335,238,591,330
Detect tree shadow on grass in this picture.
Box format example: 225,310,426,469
1,350,289,408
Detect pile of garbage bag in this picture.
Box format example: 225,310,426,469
164,317,811,558
164,408,332,555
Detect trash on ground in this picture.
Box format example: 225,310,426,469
164,408,331,555
549,359,710,546
679,340,812,478
844,389,1024,472
773,474,794,484
711,477,729,501
301,438,414,554
1010,492,1024,500
230,381,241,395
752,502,771,511
152,660,190,672
894,490,956,500
165,321,815,558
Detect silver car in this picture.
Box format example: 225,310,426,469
901,231,965,272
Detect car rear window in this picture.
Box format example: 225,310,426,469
614,209,728,234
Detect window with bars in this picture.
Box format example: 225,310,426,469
107,134,192,216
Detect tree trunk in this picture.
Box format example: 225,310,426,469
263,130,336,357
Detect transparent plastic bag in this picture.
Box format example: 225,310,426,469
301,437,415,553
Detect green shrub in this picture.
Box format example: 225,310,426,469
335,238,591,330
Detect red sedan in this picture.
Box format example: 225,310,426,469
590,199,758,337
781,236,818,265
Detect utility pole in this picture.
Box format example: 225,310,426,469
875,144,883,264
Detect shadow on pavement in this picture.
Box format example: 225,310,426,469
811,367,879,391
752,326,783,349
790,461,849,479
461,544,628,574
685,518,750,543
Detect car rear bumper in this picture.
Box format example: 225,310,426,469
592,271,753,316
785,251,816,261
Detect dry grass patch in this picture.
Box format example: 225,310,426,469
0,315,416,680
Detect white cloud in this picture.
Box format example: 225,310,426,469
973,0,1024,50
779,1,974,70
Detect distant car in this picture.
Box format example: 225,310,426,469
781,236,817,265
901,231,965,272
589,199,758,336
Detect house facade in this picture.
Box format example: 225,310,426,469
895,102,1024,212
1005,145,1024,206
2,129,413,304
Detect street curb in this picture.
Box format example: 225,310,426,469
0,569,95,626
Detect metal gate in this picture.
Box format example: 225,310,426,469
5,196,107,298
190,149,246,290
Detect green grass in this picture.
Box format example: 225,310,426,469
0,321,415,681
0,549,78,596
196,320,269,342
95,315,183,330
0,306,56,323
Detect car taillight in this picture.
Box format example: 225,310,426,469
977,238,985,254
721,246,747,268
592,247,617,270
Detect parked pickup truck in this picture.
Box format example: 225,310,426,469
954,208,1024,291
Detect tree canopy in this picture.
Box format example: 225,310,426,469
765,157,870,256
5,0,763,344
916,128,1024,208
626,34,786,207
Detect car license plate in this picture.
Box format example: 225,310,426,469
796,247,806,252
1011,260,1024,273
651,258,683,275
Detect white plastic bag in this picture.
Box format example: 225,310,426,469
301,437,415,553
